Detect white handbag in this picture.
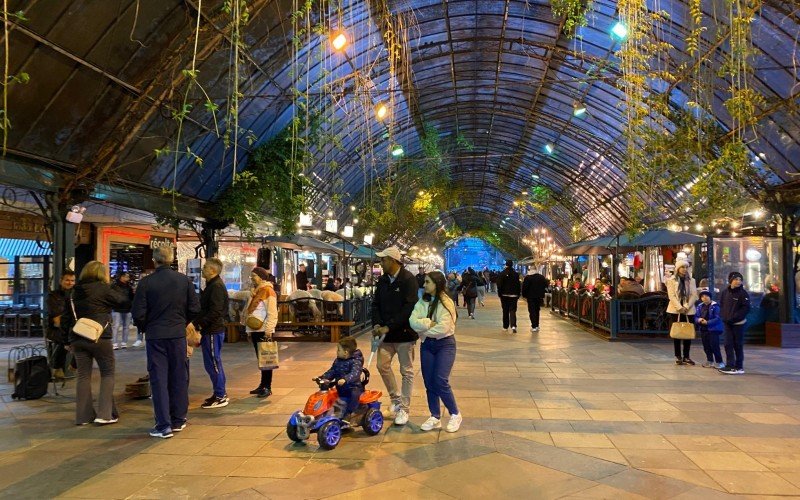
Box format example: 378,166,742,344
70,298,107,342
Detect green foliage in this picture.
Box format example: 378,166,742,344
215,127,310,237
551,0,593,37
526,186,556,211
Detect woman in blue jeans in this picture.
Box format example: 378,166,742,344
409,270,462,433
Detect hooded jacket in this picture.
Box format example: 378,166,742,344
719,285,751,325
321,349,364,392
694,300,723,333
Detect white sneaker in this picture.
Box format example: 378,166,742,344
446,413,462,433
511,327,517,334
120,344,127,349
532,327,539,332
112,343,119,350
394,409,409,425
420,416,441,431
132,340,143,348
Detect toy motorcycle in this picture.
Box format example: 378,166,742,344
287,368,383,450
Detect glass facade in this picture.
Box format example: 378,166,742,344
444,238,507,272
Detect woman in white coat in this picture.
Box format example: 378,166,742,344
666,259,698,365
409,270,462,433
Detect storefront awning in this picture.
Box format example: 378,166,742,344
262,235,344,254
565,230,704,255
0,238,51,260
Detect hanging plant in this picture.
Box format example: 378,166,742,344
551,0,593,37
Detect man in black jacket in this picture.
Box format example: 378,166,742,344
46,271,76,380
718,271,751,375
132,246,201,438
371,246,418,426
522,269,548,332
496,260,521,333
190,258,230,409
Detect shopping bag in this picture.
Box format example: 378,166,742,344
257,339,279,370
669,314,696,340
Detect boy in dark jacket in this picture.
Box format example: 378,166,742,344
718,272,751,374
319,337,364,418
695,291,724,368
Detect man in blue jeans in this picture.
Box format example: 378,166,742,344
718,271,751,375
132,246,201,438
190,258,230,409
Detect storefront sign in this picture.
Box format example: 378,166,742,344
149,236,175,249
0,212,48,239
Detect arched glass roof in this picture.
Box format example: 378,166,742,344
4,0,798,245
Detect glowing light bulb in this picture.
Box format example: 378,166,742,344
331,32,348,51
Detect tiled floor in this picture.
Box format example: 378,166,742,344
2,296,800,499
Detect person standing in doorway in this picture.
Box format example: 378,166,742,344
132,246,201,439
111,272,135,350
522,268,548,332
718,272,751,375
666,259,698,365
189,258,230,409
496,260,521,333
372,246,418,426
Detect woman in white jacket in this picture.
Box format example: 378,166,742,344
666,259,698,365
231,267,278,398
409,270,462,433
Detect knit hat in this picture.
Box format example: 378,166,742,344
251,267,270,280
728,271,744,283
674,258,690,270
699,290,712,299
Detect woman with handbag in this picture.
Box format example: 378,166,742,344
236,267,278,398
70,261,130,425
666,259,698,365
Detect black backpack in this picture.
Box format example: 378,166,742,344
12,356,49,400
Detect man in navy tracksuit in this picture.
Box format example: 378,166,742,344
718,271,750,375
191,258,230,409
132,246,201,438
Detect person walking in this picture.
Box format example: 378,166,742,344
132,246,201,439
189,258,230,409
695,290,724,368
111,272,135,350
46,271,76,382
666,259,698,365
240,267,279,397
71,261,130,426
496,260,521,333
446,272,460,306
521,268,548,332
372,246,418,426
475,271,486,307
718,272,751,375
410,271,462,433
459,269,478,319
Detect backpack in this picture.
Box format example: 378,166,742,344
12,356,49,400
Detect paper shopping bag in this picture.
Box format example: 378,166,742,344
257,339,279,370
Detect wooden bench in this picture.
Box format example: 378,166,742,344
276,321,355,342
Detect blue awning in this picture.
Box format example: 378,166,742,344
0,238,52,261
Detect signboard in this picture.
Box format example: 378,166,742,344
149,236,174,249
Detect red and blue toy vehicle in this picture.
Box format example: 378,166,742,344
287,369,384,449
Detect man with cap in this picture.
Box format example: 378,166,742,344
372,246,419,425
496,259,521,333
718,271,750,374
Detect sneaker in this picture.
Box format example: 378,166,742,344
112,343,120,350
675,358,684,365
93,417,119,425
734,368,745,374
701,361,714,368
531,327,539,333
249,386,264,395
172,422,187,432
683,358,696,366
718,366,737,374
256,388,272,399
717,362,726,369
420,416,441,431
201,396,230,409
502,328,508,332
394,409,409,426
470,314,475,319
120,344,127,349
511,327,517,334
149,428,174,439
446,413,463,433
132,340,143,348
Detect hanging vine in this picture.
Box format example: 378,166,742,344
550,0,593,37
1,5,30,156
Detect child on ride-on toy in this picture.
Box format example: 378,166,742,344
317,337,363,419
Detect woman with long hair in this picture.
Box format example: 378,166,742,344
666,259,698,365
409,270,462,433
71,261,129,425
